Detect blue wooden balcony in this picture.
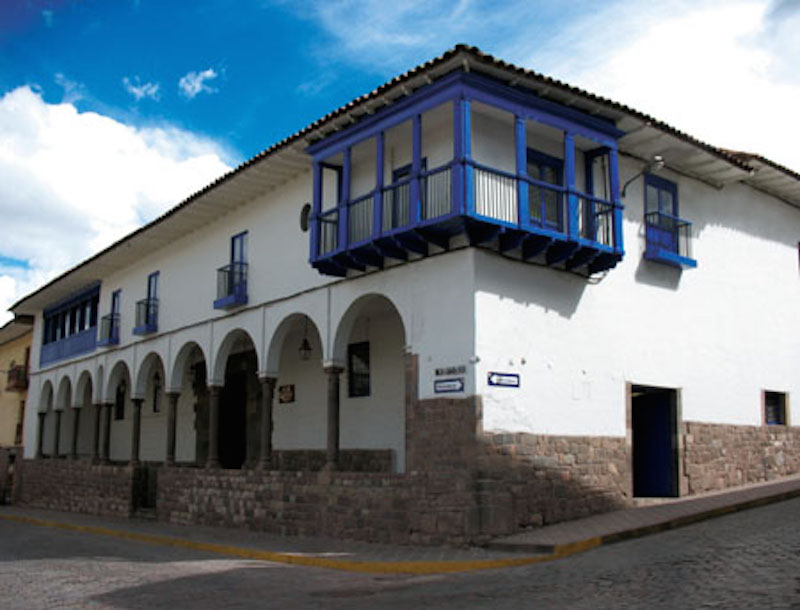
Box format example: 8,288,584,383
308,72,625,278
214,262,248,309
644,211,697,268
97,313,120,346
133,298,158,335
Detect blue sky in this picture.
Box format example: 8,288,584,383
1,0,798,322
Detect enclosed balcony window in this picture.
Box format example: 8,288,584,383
214,232,249,309
308,72,625,278
40,284,99,366
643,175,696,268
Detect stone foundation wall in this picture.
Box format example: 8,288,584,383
158,467,477,545
683,422,800,494
19,459,136,517
271,449,393,473
477,432,631,533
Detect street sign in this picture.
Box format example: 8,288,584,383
434,378,464,393
487,372,520,388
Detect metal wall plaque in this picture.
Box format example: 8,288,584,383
434,378,464,393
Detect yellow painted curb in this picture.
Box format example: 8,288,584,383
0,513,596,574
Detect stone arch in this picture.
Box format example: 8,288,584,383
212,328,260,384
265,313,324,374
55,375,72,411
332,293,407,365
104,360,132,404
331,292,408,473
39,379,54,413
74,369,94,408
134,351,166,399
170,340,209,392
213,328,259,469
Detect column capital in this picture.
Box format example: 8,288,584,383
323,363,345,375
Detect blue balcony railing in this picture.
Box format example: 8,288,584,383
97,313,120,346
644,211,696,268
311,159,623,276
214,262,248,309
133,298,158,335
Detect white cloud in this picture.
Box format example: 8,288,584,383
0,86,232,323
524,1,800,172
123,76,161,101
295,0,800,172
178,68,219,99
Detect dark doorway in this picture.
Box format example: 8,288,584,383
632,385,679,497
218,351,255,469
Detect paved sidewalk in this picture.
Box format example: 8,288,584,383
3,474,800,574
489,473,800,554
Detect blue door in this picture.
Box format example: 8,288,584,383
632,387,678,497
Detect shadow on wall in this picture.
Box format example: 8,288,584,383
473,251,588,320
474,432,633,536
633,255,683,291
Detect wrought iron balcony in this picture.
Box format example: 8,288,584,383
97,313,120,346
214,262,248,309
644,211,697,268
133,298,158,335
6,364,28,391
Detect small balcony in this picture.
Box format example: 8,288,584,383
97,313,120,346
133,298,158,335
644,211,697,268
214,262,248,310
6,364,28,391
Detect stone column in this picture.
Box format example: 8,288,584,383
166,392,179,466
324,366,344,471
206,386,221,468
53,410,62,458
258,377,276,469
92,403,102,462
36,412,45,458
130,398,143,466
102,403,112,464
70,408,81,459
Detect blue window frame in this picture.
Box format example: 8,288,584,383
527,148,563,230
231,231,247,265
147,271,159,302
214,232,249,309
645,174,678,216
764,391,787,426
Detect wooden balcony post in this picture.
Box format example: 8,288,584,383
411,114,422,223
608,147,623,252
373,131,385,238
311,159,322,259
462,99,474,216
515,115,530,228
564,132,579,239
337,147,351,251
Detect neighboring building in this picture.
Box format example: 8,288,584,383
0,317,32,448
8,46,800,544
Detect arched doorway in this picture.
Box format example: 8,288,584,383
332,294,407,472
214,329,259,469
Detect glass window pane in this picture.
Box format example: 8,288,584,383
646,185,659,213
660,189,674,215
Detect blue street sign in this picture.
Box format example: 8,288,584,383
488,372,520,388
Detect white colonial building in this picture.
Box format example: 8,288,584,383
10,46,800,544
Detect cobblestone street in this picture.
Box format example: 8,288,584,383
1,498,799,609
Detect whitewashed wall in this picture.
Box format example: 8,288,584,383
476,157,800,437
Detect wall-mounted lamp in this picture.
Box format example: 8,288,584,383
621,155,665,198
298,316,312,361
